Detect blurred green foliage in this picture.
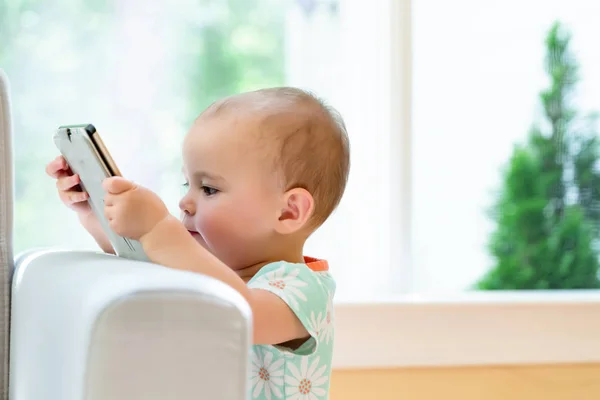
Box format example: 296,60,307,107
478,22,600,289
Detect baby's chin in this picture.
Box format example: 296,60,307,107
188,232,233,265
187,231,255,272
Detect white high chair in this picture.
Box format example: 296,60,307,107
0,69,252,400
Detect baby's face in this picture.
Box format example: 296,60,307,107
179,115,282,270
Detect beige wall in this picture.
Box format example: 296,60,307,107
331,364,600,400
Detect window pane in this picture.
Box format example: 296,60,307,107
413,1,600,291
3,0,288,253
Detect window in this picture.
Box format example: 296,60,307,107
4,0,289,251
7,0,599,298
412,0,600,292
4,0,402,300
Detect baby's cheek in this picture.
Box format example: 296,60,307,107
201,218,253,268
196,209,238,247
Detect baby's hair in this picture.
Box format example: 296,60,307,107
202,87,350,228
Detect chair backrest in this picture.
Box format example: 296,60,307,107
0,69,13,400
10,250,252,400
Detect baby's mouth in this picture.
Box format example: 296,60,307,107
188,230,205,243
188,231,208,249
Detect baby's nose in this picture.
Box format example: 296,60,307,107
178,196,195,216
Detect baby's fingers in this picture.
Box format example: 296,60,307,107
59,190,89,205
45,156,68,178
56,174,82,191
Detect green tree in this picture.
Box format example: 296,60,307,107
477,22,600,290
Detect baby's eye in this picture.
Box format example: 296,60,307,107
201,186,219,196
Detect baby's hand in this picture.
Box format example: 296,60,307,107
46,155,91,215
102,177,170,241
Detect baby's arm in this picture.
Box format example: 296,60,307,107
79,211,115,254
102,176,310,345
140,216,309,345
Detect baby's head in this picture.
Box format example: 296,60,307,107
179,87,350,271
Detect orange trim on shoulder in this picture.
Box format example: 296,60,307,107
303,256,329,272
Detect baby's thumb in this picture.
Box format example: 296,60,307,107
103,176,135,194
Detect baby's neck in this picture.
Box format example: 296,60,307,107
236,245,306,283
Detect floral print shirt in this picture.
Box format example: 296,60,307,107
247,257,335,400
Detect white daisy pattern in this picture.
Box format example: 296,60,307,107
321,291,334,345
250,347,285,400
308,311,325,340
285,356,329,400
251,265,308,309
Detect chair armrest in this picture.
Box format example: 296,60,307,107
10,250,251,400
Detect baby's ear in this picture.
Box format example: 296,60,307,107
275,187,314,234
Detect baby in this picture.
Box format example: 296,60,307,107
46,87,350,400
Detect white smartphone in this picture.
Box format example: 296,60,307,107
53,124,149,261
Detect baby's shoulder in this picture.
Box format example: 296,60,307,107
248,258,334,326
248,257,336,295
